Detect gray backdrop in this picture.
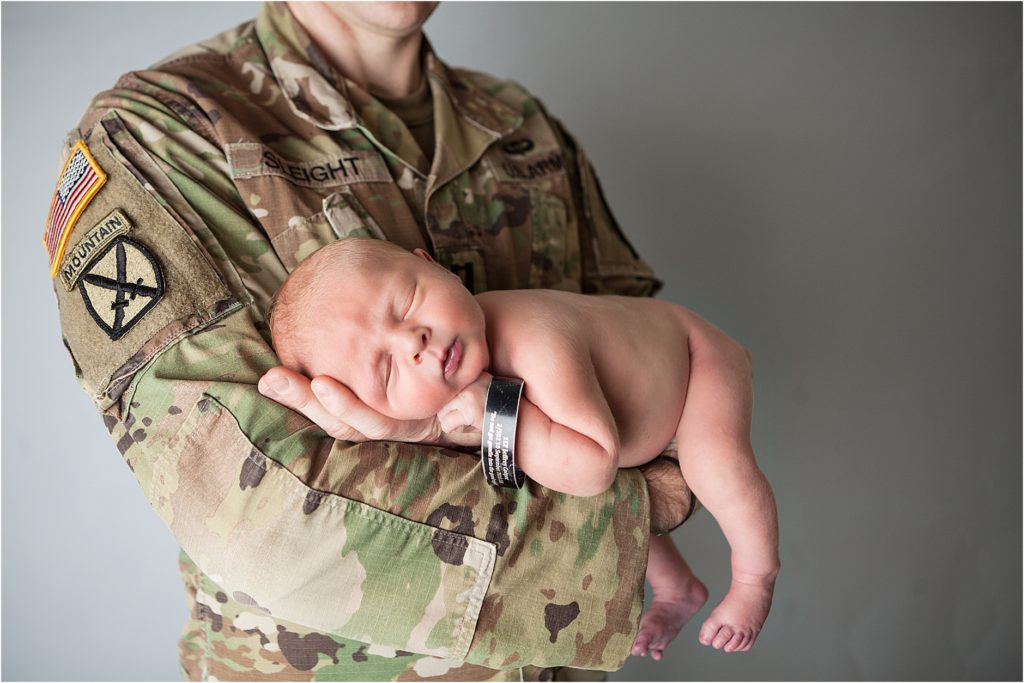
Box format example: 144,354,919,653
2,2,1020,681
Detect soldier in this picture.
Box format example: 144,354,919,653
45,2,700,680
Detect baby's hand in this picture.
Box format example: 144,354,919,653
438,371,492,433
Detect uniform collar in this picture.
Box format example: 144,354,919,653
422,40,523,139
255,1,359,129
255,2,522,138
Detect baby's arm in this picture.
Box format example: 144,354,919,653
515,339,620,496
439,333,620,497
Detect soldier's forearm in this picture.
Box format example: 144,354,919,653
114,308,648,670
637,453,699,535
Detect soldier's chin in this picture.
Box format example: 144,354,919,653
326,2,438,37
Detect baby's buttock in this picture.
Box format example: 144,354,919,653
585,297,691,467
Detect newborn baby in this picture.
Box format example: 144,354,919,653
269,238,780,659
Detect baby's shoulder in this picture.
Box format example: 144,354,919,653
477,290,589,337
476,290,592,370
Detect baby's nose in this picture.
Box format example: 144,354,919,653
406,328,430,364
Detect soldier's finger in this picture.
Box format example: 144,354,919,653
259,368,364,441
258,366,302,405
309,375,396,440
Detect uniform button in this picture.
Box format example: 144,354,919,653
537,667,558,681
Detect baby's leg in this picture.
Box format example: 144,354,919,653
675,324,779,652
632,534,707,661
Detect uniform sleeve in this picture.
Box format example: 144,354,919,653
551,117,665,298
48,70,649,672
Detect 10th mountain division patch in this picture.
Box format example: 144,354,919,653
78,235,164,341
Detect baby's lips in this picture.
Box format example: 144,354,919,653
442,338,462,377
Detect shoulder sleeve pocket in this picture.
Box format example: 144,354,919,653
51,118,238,409
148,393,496,660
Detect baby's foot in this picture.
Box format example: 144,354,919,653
632,577,708,661
698,579,774,653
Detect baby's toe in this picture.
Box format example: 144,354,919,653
711,625,734,649
651,648,664,662
698,620,719,646
723,632,745,653
649,632,671,653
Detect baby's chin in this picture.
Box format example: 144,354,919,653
399,404,448,422
387,390,460,422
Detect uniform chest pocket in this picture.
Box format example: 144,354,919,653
270,187,388,272
483,151,580,291
519,186,572,290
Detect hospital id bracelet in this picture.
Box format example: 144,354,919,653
481,376,527,489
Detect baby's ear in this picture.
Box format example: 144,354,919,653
413,248,458,278
412,248,437,264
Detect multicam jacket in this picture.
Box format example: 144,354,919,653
46,3,687,680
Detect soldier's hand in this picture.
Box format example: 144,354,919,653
258,366,480,448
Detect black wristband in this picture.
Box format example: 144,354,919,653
480,376,526,489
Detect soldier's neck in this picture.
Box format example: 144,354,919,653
289,2,425,99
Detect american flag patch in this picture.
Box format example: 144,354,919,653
44,140,107,276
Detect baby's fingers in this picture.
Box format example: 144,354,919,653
438,393,479,433
438,406,466,433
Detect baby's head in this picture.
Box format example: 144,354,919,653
269,238,489,420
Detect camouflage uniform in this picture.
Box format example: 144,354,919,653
45,3,693,680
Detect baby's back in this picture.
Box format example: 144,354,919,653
475,290,691,466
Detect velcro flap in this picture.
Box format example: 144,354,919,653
53,119,234,408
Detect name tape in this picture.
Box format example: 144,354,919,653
226,143,392,188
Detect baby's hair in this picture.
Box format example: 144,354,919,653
267,238,412,375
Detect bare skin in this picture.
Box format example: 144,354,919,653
261,1,698,535
455,288,779,654
273,243,780,655
285,1,438,98
634,535,709,660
